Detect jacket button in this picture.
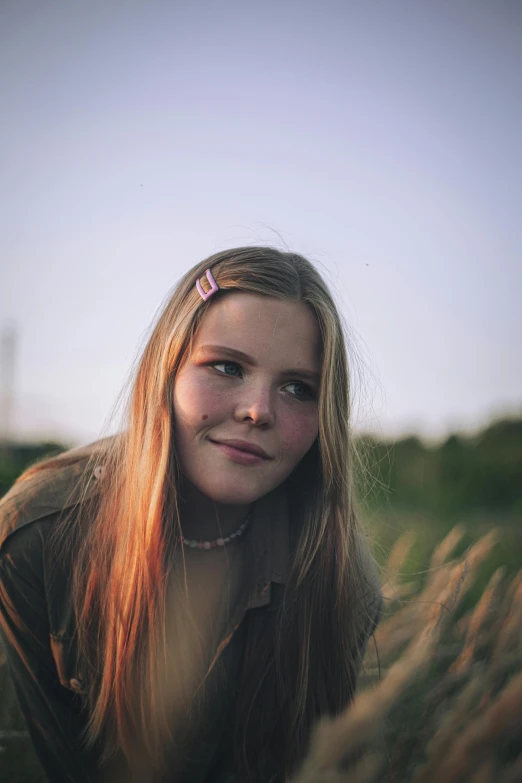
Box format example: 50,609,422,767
69,678,83,692
93,466,105,480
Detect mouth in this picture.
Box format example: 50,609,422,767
209,439,270,465
209,439,271,460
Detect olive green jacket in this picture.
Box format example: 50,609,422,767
0,442,382,783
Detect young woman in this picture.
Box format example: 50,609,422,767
0,246,382,783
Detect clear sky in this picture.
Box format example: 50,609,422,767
1,0,521,446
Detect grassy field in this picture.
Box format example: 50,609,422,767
1,508,521,782
293,513,522,783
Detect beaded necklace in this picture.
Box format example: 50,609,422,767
181,511,252,550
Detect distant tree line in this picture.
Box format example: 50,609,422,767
357,416,522,516
0,416,521,515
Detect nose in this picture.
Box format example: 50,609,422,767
234,382,275,428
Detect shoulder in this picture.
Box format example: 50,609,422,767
0,438,110,555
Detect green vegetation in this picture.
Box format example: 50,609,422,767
353,416,522,611
357,416,522,518
0,441,68,498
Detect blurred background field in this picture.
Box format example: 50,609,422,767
1,415,521,781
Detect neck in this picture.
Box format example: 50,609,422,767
177,478,252,541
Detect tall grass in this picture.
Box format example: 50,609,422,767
292,526,522,783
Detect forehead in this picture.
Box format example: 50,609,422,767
193,293,321,369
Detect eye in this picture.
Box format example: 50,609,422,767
286,381,316,401
210,361,243,378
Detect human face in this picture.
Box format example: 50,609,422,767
173,293,321,506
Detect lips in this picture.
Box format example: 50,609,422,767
209,439,271,459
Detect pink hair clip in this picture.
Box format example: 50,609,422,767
196,268,219,301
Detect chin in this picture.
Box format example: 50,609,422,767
199,481,270,506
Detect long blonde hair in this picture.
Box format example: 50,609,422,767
16,247,378,781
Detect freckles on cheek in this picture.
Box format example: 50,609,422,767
282,414,319,453
175,373,221,424
176,384,224,427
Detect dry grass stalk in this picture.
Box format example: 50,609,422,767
292,562,467,783
416,670,485,780
375,526,469,655
372,562,453,659
409,529,499,644
372,529,494,662
450,567,505,674
490,571,522,662
423,670,522,783
500,568,522,610
292,631,437,782
381,532,417,602
453,530,499,593
429,524,466,570
290,525,522,783
454,610,471,637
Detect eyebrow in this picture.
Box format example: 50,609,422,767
196,344,320,384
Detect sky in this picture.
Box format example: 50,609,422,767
1,0,521,446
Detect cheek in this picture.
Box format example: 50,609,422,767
280,410,319,460
173,372,227,429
